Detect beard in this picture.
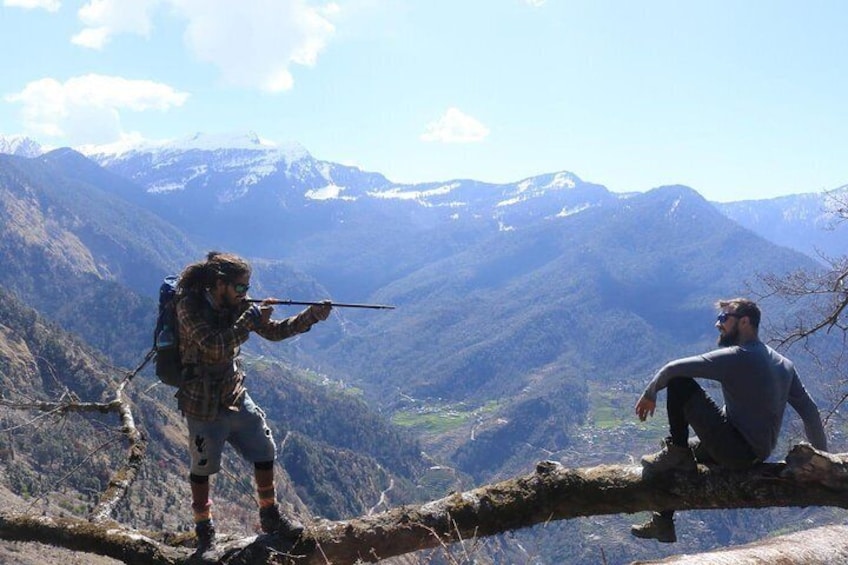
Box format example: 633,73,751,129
224,293,244,309
718,325,740,347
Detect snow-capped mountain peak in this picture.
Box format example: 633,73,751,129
23,130,615,230
168,131,308,159
78,131,316,196
515,171,580,194
78,131,310,162
0,134,44,158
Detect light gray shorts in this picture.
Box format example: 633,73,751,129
186,392,276,476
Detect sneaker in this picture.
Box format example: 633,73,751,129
194,519,216,556
259,504,305,539
641,438,697,473
631,512,677,543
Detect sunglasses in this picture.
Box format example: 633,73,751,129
716,311,743,323
231,282,250,294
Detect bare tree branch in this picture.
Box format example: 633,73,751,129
90,380,147,523
752,191,848,431
758,260,848,349
756,188,848,352
0,378,147,525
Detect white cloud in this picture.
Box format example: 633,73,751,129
5,74,189,144
71,0,158,49
173,0,336,92
420,107,490,144
4,0,60,11
523,0,546,6
68,0,337,92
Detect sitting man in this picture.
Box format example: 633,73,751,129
632,297,827,543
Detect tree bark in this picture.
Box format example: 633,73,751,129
1,444,847,564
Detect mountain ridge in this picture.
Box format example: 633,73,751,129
3,132,846,266
717,186,848,260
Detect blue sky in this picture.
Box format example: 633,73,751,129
1,0,846,202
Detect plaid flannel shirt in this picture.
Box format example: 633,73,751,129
175,291,318,421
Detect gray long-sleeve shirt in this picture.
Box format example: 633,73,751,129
643,339,827,460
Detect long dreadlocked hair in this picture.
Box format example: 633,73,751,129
178,251,252,294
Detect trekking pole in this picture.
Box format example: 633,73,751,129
246,298,395,310
122,346,156,384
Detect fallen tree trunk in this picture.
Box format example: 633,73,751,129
296,444,848,564
1,444,847,564
0,514,181,565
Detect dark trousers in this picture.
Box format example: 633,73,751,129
660,378,758,520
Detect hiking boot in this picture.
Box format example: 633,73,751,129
631,512,677,543
260,504,305,539
194,519,216,556
641,438,697,473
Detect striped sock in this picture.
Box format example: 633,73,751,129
257,484,276,509
192,500,212,523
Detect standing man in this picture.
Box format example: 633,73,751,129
175,251,332,555
631,298,827,543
